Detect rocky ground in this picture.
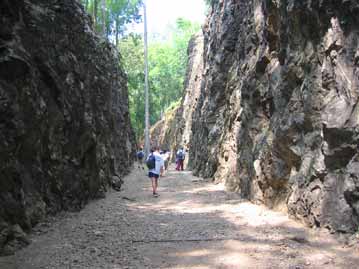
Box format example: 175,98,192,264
1,165,358,269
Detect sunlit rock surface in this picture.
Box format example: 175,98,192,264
150,33,204,165
0,0,135,254
189,0,359,233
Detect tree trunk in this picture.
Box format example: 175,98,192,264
143,1,150,157
101,0,106,37
93,0,98,30
115,18,119,46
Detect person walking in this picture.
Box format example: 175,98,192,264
136,148,145,169
175,147,185,171
164,150,170,171
146,146,164,197
160,150,170,176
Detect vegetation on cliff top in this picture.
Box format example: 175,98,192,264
79,1,203,139
119,19,200,138
80,0,142,44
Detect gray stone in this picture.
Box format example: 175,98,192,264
0,0,135,254
150,33,204,166
155,0,359,234
111,175,123,191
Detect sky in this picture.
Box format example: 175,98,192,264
128,0,207,38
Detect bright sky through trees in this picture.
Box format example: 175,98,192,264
79,1,208,139
118,0,208,138
129,0,206,36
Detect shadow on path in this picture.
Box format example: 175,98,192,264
1,165,358,269
121,166,359,269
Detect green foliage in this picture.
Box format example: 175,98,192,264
165,99,181,115
80,0,142,42
119,18,200,139
119,33,145,137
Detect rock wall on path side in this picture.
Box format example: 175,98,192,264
150,33,204,165
190,0,359,234
0,0,135,255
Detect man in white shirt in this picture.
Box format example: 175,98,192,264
147,146,164,197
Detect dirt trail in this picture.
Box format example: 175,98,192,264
1,166,358,269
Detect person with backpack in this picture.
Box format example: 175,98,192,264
136,148,145,169
146,146,164,197
175,147,185,171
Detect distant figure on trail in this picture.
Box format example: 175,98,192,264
146,146,164,197
136,148,145,169
175,147,185,171
164,150,170,170
160,150,170,176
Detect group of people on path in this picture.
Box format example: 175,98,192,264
136,146,186,197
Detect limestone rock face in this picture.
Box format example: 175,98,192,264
150,33,204,165
190,0,359,233
0,0,135,254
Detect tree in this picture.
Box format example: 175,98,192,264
119,19,200,139
80,0,142,42
101,0,106,36
143,1,150,156
119,34,145,136
148,18,200,121
92,0,98,27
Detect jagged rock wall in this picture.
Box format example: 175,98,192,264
150,33,204,164
0,0,135,254
190,0,359,233
150,104,182,152
178,33,204,160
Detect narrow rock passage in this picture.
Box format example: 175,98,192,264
2,166,358,269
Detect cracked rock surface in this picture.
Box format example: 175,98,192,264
0,0,135,255
188,0,359,233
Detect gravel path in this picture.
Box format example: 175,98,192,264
1,165,358,269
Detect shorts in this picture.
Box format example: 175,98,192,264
148,172,159,179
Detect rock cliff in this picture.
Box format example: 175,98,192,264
150,33,204,165
190,0,359,233
0,0,135,254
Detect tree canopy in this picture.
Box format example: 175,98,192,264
80,0,142,44
119,18,201,138
80,1,204,140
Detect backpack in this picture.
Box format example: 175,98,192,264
177,150,184,160
137,151,144,159
146,154,156,169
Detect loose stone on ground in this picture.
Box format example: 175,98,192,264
1,166,358,268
